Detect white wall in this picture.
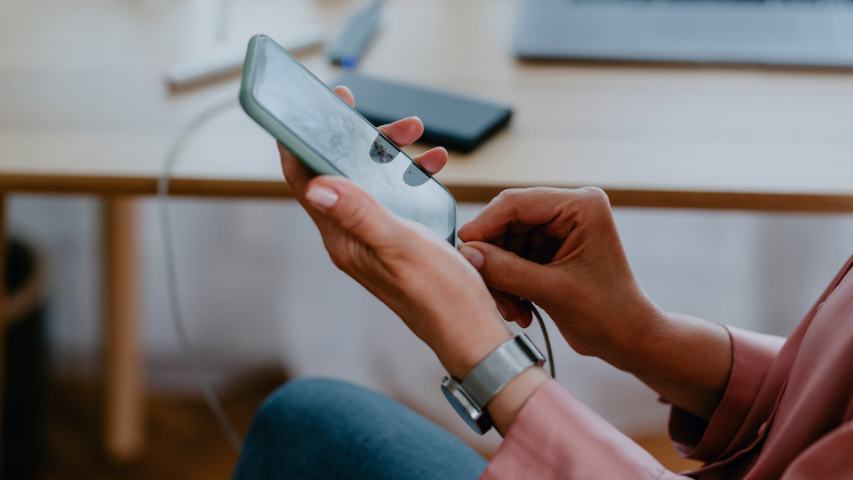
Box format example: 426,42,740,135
8,195,853,449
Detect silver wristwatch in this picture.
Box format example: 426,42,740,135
441,333,546,434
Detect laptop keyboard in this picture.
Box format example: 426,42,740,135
571,0,852,3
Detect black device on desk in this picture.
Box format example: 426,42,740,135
337,73,513,152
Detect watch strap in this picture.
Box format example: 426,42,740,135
461,333,546,407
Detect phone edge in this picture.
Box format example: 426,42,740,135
240,34,457,243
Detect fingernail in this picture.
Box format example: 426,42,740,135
306,186,339,209
459,245,484,269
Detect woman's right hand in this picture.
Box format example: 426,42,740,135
457,187,665,364
459,187,734,418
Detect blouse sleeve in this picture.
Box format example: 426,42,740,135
667,325,785,463
482,380,688,480
781,420,853,478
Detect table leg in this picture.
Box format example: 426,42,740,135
101,196,144,462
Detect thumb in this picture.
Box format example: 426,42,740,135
459,241,554,304
304,176,397,247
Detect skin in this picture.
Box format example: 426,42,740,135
279,87,521,381
457,188,732,419
280,86,731,437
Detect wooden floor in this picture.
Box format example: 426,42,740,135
34,369,699,478
36,367,288,480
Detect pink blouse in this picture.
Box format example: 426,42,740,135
483,254,853,479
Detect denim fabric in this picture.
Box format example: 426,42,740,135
233,377,487,480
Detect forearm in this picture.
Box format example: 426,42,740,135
485,313,730,435
436,314,549,436
606,310,733,419
487,367,549,435
483,380,686,480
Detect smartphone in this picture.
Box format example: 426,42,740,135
239,35,457,244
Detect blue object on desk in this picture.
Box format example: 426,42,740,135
329,1,384,68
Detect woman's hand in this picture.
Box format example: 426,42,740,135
457,187,660,362
280,86,511,379
457,187,732,418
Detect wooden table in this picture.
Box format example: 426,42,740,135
2,0,852,463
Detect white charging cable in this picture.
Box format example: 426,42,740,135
215,0,235,41
158,98,243,452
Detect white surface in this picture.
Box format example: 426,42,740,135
164,30,323,89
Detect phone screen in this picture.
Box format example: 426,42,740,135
248,37,456,242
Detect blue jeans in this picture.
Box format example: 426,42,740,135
233,378,488,480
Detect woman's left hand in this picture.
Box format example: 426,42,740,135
279,86,511,378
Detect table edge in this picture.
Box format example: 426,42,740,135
1,173,852,213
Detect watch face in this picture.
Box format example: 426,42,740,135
441,377,492,435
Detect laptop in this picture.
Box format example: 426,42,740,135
515,0,853,68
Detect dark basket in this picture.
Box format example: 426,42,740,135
2,239,48,480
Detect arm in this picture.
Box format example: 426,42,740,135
457,188,733,420
279,91,687,478
622,312,732,419
280,87,541,433
281,90,741,477
491,316,731,441
485,324,786,478
485,380,689,480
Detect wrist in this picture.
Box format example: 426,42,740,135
603,305,731,397
486,366,549,435
437,312,513,380
598,298,670,374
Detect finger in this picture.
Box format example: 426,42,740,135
278,144,335,234
378,116,424,147
502,232,530,257
492,290,533,327
526,226,563,263
509,223,535,236
412,147,448,175
459,241,555,303
303,175,400,248
278,143,313,195
458,187,580,242
334,85,355,107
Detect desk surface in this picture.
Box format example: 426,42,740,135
1,0,852,211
